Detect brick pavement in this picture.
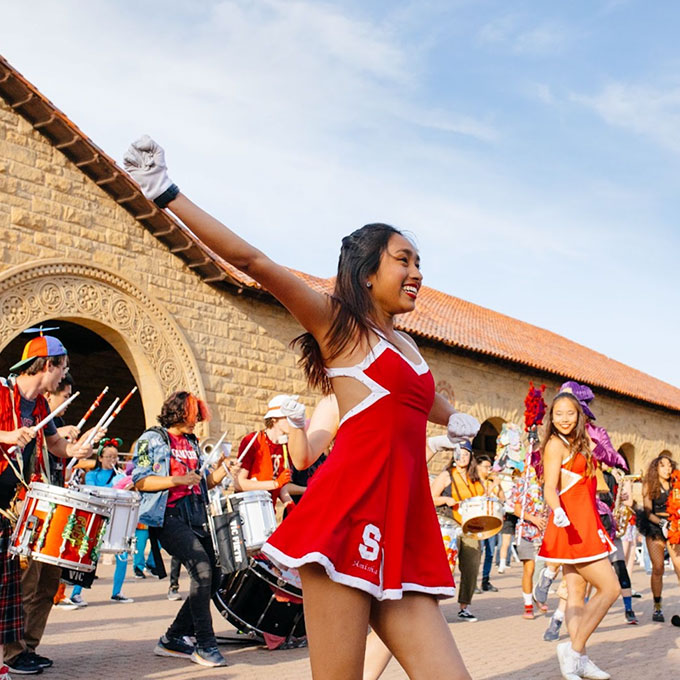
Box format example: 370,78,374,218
37,559,678,680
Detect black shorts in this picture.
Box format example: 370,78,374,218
501,513,518,535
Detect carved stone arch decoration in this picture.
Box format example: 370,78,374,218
0,260,206,432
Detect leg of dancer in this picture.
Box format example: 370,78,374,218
544,576,567,641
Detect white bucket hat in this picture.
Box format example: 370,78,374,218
264,394,299,419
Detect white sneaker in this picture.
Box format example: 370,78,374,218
580,656,610,680
556,641,582,680
71,594,88,607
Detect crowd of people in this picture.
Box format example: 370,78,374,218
0,136,678,680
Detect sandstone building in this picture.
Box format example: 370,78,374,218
1,56,678,476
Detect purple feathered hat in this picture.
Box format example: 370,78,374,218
559,380,596,420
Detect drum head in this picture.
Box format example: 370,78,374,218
213,560,305,639
462,516,502,540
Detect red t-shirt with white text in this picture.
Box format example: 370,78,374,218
166,432,200,508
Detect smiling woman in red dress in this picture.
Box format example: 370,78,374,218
538,391,619,680
124,136,481,680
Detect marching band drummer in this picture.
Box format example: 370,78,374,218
430,440,485,622
236,394,307,514
132,390,231,669
0,336,95,677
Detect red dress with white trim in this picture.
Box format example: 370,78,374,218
262,338,455,601
538,449,616,564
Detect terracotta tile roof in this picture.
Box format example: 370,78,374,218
2,55,679,413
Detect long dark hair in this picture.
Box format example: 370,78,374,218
292,223,403,393
644,454,676,500
540,392,594,476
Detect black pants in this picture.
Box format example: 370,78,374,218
157,515,220,647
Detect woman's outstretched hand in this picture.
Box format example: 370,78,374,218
123,135,175,201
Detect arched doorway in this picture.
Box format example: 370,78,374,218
0,320,145,450
617,443,637,476
473,417,506,460
0,260,207,437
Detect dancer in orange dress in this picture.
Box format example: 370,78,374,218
538,391,619,680
124,136,480,680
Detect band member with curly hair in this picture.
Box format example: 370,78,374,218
132,391,231,668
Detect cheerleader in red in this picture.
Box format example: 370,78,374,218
124,136,479,680
539,392,619,680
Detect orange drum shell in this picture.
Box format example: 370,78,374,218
10,485,111,572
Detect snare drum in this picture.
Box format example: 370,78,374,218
10,483,112,572
459,496,503,539
213,555,305,640
82,486,140,553
229,491,276,553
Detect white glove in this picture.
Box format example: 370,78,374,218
553,507,571,528
280,397,306,429
659,519,669,539
123,135,174,201
447,412,480,443
427,434,455,453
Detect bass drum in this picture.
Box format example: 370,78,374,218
213,555,305,640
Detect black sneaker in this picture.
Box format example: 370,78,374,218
481,579,498,592
6,651,43,675
154,635,195,658
652,609,665,622
190,646,227,667
457,608,478,622
133,567,146,579
25,653,52,670
111,594,134,603
625,609,639,625
631,590,642,599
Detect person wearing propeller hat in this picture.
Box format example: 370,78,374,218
0,335,97,676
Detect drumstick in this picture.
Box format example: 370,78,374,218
102,386,137,429
7,391,80,455
66,397,119,472
236,430,260,464
76,386,109,431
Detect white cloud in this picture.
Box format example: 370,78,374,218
573,81,680,153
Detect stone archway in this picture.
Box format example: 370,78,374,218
0,260,206,433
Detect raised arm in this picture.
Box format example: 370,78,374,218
124,137,330,338
285,395,339,470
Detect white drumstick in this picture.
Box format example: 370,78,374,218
237,430,260,464
8,391,80,454
66,397,119,471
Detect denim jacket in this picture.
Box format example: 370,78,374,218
132,427,203,527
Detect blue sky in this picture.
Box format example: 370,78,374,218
2,0,678,387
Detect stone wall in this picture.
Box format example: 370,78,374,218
1,98,678,475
